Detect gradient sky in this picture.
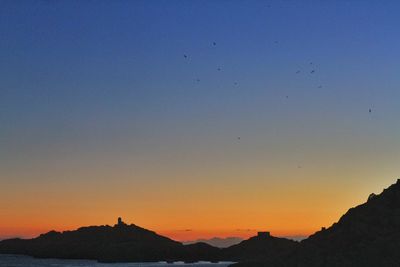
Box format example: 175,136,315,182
1,0,400,241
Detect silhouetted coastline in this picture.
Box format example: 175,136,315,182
2,180,400,266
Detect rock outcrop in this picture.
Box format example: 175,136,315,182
234,179,400,266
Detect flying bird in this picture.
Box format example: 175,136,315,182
183,54,187,58
369,108,372,113
310,70,315,74
213,42,216,46
217,67,221,71
296,70,301,74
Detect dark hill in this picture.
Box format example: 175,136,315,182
234,179,400,266
0,219,220,262
222,232,298,262
297,179,400,266
0,222,181,262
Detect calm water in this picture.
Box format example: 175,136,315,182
0,255,234,267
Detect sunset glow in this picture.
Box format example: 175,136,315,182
1,1,400,242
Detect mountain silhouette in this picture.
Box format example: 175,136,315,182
0,219,219,263
234,179,400,266
295,178,400,266
184,237,243,248
2,180,400,265
223,232,298,262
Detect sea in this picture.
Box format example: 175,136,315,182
0,255,235,267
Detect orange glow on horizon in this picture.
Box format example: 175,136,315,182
2,170,396,242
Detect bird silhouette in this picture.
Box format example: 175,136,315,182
213,42,216,46
318,85,322,88
310,70,315,74
369,108,372,113
217,67,221,71
183,54,187,58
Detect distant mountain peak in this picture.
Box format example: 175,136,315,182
184,237,243,248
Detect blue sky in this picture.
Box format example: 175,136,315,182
1,0,400,239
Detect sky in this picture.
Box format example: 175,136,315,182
1,0,400,241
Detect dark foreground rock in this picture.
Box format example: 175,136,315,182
222,232,298,262
0,220,222,263
234,179,400,266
